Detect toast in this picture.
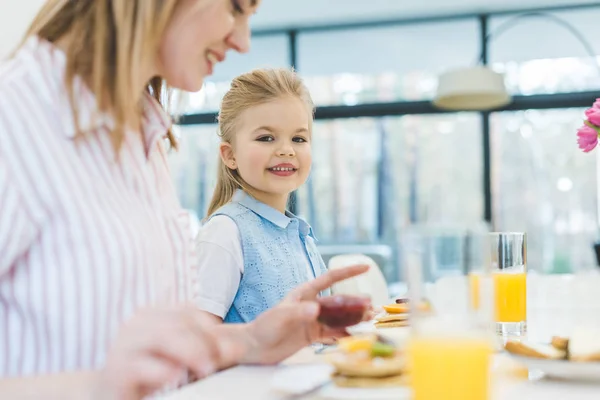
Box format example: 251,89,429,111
376,313,410,323
375,320,410,328
568,328,600,362
551,336,569,352
332,373,408,388
505,340,566,360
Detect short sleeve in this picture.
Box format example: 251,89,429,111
194,215,244,318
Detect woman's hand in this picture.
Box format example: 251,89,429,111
240,264,370,365
98,307,246,400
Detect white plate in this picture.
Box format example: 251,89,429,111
269,363,411,399
270,364,334,395
319,385,411,400
509,354,600,382
346,320,410,347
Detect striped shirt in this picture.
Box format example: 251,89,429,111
0,36,196,376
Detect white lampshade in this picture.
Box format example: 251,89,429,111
433,66,511,111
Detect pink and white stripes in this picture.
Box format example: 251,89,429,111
0,37,195,376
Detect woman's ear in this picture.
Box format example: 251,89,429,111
220,142,237,170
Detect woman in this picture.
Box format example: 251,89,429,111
0,0,368,398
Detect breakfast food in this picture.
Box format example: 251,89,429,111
504,340,566,360
382,304,409,314
505,328,600,362
328,335,407,387
568,328,600,362
317,295,371,328
377,299,410,329
551,336,569,352
375,313,410,329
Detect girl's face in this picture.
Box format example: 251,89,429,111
157,0,261,92
220,96,313,208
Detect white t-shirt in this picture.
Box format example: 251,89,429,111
195,215,315,319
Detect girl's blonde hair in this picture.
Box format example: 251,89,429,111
20,0,211,150
206,68,314,216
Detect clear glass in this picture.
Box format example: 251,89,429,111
488,232,527,337
491,109,597,273
403,229,494,400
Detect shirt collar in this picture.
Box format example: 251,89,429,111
22,36,172,157
232,189,315,238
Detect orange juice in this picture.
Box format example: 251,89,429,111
469,272,480,310
494,272,526,322
408,336,492,400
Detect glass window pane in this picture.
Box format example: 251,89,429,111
490,8,600,95
491,108,598,274
174,35,290,113
168,124,220,219
297,19,479,105
297,113,483,240
296,114,482,282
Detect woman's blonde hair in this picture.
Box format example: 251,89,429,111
206,68,314,216
20,0,208,150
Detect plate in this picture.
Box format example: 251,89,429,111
346,320,410,347
270,364,334,395
509,354,600,382
269,363,411,399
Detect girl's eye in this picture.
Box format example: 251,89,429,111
256,136,274,142
293,136,308,143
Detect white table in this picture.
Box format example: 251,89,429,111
166,274,600,399
164,346,600,400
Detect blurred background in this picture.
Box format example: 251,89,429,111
4,0,600,286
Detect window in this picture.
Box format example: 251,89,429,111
296,113,483,243
490,9,600,95
297,19,479,105
491,108,597,273
174,35,291,113
168,124,220,219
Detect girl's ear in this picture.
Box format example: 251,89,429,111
220,142,237,170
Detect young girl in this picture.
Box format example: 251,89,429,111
195,68,329,323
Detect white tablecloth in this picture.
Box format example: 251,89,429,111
165,273,600,399
164,347,600,400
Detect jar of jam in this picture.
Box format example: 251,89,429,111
317,295,370,328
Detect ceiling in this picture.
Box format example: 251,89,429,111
250,0,600,30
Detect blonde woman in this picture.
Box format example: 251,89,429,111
196,68,331,324
0,1,368,398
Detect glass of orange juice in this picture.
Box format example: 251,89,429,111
489,232,527,337
403,231,494,400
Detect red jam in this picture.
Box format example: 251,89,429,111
317,295,370,328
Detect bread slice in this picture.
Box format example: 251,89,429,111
376,314,410,323
551,336,569,352
329,354,405,377
332,373,408,388
375,320,410,328
505,340,566,360
568,328,600,362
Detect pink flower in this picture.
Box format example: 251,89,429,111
593,98,600,110
577,125,599,152
585,107,600,127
